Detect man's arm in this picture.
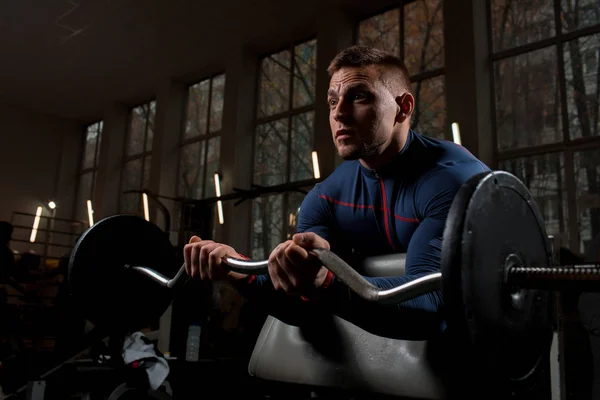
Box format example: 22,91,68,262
318,213,448,339
318,165,483,338
228,186,331,321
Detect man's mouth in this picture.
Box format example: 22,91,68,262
335,129,354,140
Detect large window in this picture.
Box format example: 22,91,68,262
490,0,600,254
357,0,446,139
120,101,156,215
177,74,225,200
75,121,103,224
251,39,318,258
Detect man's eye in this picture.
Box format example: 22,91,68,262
353,93,366,101
329,99,338,107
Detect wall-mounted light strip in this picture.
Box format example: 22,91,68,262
87,200,94,227
451,122,462,145
312,151,320,179
214,173,224,225
142,193,150,222
29,206,43,243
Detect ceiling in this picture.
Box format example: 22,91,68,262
0,0,395,122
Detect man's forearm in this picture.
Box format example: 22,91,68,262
226,270,249,284
317,274,445,339
227,272,321,326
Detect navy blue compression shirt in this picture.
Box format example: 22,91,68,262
235,130,490,338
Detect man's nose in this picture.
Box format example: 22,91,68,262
332,100,351,123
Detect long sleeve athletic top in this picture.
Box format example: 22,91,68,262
234,130,490,339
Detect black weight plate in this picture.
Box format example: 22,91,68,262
441,171,553,390
68,214,177,332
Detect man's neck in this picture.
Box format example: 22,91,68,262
359,128,409,171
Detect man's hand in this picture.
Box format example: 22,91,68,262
268,232,331,295
183,236,247,282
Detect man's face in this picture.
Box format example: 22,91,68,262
327,66,399,160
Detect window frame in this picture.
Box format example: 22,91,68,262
486,0,600,252
119,99,157,214
176,72,226,201
249,38,319,258
355,2,447,139
75,121,103,222
251,36,319,187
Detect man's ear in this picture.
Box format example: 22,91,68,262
395,93,414,123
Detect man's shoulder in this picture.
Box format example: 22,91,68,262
411,158,489,217
411,131,486,165
420,159,488,187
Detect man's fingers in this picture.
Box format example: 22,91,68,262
183,243,192,275
184,239,241,281
284,243,309,265
188,235,202,244
277,244,299,289
269,242,293,292
292,232,330,250
268,242,286,290
208,246,229,280
190,244,200,279
199,243,219,280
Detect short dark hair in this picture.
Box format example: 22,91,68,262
327,45,411,94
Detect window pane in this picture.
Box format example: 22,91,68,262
490,0,555,52
564,34,600,140
209,75,226,133
258,50,291,118
575,149,600,254
411,76,446,139
127,106,147,156
251,194,283,259
494,47,561,151
561,0,600,32
178,141,205,199
290,111,314,182
286,191,306,240
204,137,221,198
145,101,156,152
82,124,99,170
500,153,567,242
404,0,444,74
121,158,143,214
185,80,210,140
142,155,152,190
293,40,317,108
253,119,288,186
358,8,400,57
75,172,93,223
95,121,103,167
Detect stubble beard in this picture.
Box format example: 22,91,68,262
338,114,387,160
337,138,384,160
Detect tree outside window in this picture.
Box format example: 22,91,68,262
490,0,600,254
120,101,156,216
177,74,226,241
357,0,446,139
76,121,103,224
251,39,318,259
178,74,225,200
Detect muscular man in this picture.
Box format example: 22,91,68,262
184,45,490,338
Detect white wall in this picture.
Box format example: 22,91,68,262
0,102,82,255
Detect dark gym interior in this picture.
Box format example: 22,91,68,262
1,0,599,399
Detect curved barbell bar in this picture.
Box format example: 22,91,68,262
126,248,441,305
